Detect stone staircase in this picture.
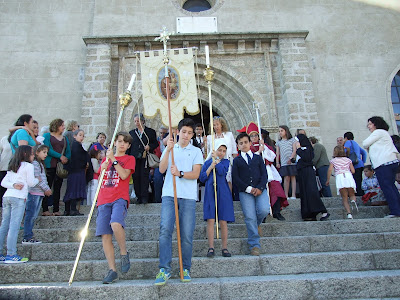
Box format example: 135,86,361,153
1,198,400,299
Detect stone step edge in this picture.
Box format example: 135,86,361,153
30,218,400,235
6,248,400,265
1,269,399,288
18,231,400,247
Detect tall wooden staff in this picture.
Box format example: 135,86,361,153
204,45,219,239
253,102,273,216
68,74,136,286
155,27,184,280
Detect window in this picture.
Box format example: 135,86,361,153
182,0,211,12
391,70,400,131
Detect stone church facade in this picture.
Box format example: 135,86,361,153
1,0,400,153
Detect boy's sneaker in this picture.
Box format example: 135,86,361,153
0,254,5,263
4,255,29,264
347,213,353,219
154,268,171,286
102,269,118,284
180,269,191,282
22,238,42,245
120,252,130,274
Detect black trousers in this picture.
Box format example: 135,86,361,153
133,158,150,204
42,167,63,213
353,167,364,197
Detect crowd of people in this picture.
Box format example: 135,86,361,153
1,113,400,286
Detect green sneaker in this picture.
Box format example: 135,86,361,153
181,269,191,282
154,268,171,286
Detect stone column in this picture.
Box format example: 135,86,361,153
81,43,112,145
278,37,321,138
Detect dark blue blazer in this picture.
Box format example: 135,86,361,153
232,153,268,192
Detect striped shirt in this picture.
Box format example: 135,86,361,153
276,138,295,166
330,157,352,175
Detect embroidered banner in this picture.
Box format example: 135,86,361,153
140,48,199,127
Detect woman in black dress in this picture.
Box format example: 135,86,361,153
295,134,330,221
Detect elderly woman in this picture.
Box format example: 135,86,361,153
362,116,400,218
206,116,237,185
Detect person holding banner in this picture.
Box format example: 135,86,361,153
200,139,234,258
154,118,203,286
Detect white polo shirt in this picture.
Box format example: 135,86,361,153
161,142,203,200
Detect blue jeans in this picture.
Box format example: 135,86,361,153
239,189,270,250
159,196,196,273
375,162,400,216
317,165,332,197
0,197,26,255
23,194,44,240
153,168,164,203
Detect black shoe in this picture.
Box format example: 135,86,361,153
303,217,317,221
273,213,285,221
320,213,330,221
70,210,83,216
63,211,70,216
206,248,215,258
222,249,232,257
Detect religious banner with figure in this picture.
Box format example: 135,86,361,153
140,48,199,127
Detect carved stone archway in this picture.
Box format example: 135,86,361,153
81,31,320,144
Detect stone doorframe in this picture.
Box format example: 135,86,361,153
81,31,320,144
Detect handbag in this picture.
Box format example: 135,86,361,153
147,152,160,168
349,141,359,165
56,138,68,179
136,129,159,168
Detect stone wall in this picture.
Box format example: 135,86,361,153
0,0,94,137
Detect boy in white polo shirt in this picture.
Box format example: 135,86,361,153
154,118,203,285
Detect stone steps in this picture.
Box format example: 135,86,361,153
23,217,400,243
1,270,399,300
1,197,399,299
1,249,400,284
31,205,389,229
14,231,400,261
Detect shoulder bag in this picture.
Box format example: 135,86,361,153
137,129,160,168
56,138,69,178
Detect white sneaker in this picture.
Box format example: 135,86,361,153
350,200,359,213
347,213,353,219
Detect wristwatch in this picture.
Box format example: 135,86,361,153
112,160,119,166
179,171,184,178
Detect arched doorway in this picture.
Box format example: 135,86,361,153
184,100,219,134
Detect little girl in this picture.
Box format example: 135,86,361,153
276,125,297,199
326,145,357,219
87,148,101,206
63,129,90,216
199,140,235,258
22,144,52,244
0,145,39,263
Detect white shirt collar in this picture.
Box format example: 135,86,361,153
240,150,253,163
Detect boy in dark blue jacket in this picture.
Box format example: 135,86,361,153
232,132,270,256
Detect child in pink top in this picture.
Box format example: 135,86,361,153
326,146,357,219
